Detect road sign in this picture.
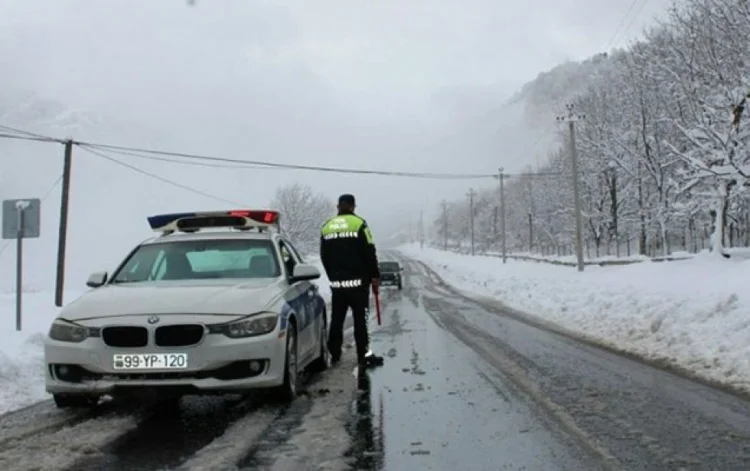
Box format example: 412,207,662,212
2,198,41,331
2,198,41,239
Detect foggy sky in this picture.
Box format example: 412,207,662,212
0,0,672,291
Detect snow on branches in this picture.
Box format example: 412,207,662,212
269,183,334,255
430,0,750,258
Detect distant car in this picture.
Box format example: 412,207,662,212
44,209,330,409
378,260,403,290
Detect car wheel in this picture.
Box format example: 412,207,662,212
275,324,299,402
397,280,403,290
53,393,99,409
308,314,331,373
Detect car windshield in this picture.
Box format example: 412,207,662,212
379,261,400,272
111,238,282,283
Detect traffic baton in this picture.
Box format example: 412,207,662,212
373,286,382,325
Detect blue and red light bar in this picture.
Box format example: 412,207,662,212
147,210,280,232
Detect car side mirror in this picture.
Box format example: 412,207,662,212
290,263,320,282
86,271,108,288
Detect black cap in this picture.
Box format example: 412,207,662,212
338,194,355,205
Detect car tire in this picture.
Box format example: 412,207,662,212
308,313,330,373
397,280,403,290
275,323,299,402
53,393,99,409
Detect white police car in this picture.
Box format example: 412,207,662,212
44,209,330,408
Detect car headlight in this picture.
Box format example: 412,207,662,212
48,320,89,343
216,313,279,339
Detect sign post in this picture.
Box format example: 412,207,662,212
2,198,41,331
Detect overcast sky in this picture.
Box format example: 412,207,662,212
1,0,671,113
0,0,672,289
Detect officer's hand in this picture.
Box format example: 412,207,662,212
371,278,380,294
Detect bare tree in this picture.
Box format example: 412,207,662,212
269,183,334,255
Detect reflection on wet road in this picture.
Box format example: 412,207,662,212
346,370,385,470
362,253,750,470
364,268,603,470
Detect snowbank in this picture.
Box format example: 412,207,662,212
445,246,750,266
0,290,80,413
399,244,750,394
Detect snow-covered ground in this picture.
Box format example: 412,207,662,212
399,243,750,394
0,290,78,414
444,247,750,266
0,259,330,415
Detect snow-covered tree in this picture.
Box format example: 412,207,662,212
428,0,750,260
269,183,334,255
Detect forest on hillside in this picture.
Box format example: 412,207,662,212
430,0,750,259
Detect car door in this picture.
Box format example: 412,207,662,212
285,240,324,352
278,240,315,360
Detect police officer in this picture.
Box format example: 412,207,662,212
320,194,384,369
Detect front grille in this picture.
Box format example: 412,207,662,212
155,324,205,347
102,326,148,347
50,360,268,383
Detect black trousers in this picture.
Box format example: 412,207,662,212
328,285,371,362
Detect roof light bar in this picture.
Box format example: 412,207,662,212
147,210,280,233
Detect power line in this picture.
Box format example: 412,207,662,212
0,133,62,144
75,140,498,179
76,143,286,171
77,145,249,207
606,0,642,49
0,124,58,140
618,0,649,45
81,141,566,178
607,0,649,49
0,124,564,179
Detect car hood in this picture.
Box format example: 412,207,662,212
60,279,285,321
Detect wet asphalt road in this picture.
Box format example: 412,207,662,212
2,252,750,470
386,255,750,470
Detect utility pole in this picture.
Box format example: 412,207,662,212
441,199,448,250
498,167,507,263
467,188,476,256
528,176,534,252
419,209,424,250
492,207,498,241
556,104,586,272
56,140,73,306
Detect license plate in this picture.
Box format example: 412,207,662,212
113,353,188,370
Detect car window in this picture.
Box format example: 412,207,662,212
284,239,305,263
112,239,282,283
150,250,167,279
278,240,299,276
379,261,400,272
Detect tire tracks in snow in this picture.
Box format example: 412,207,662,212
0,312,367,470
0,396,146,455
177,327,360,471
0,407,144,471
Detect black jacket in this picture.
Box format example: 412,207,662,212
320,213,380,287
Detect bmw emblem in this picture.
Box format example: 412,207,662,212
147,316,160,324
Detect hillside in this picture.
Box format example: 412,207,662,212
428,0,750,260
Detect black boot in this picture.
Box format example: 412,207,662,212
359,352,384,369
